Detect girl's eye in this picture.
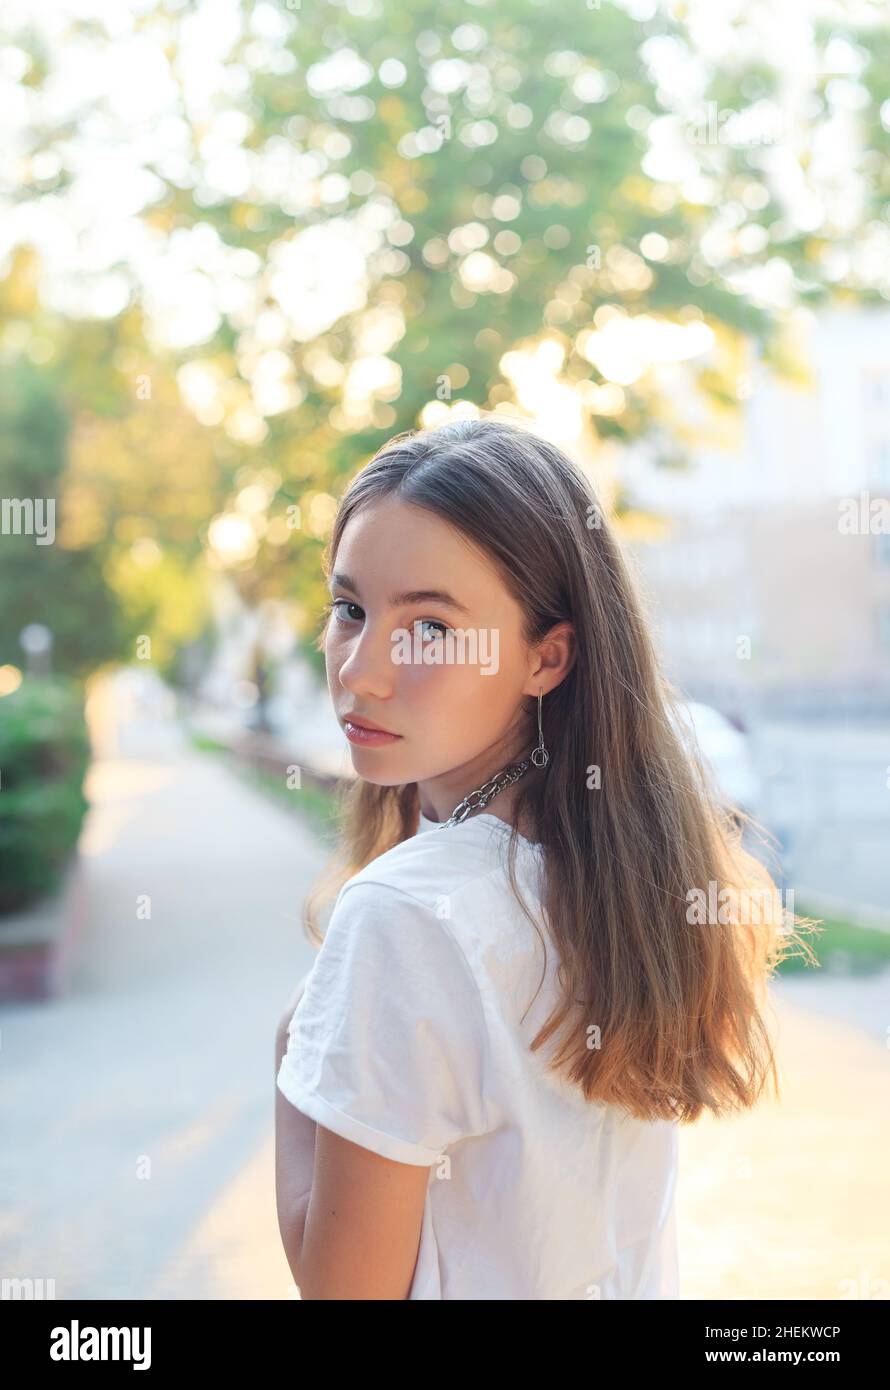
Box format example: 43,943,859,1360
329,598,363,624
418,619,449,641
325,601,449,641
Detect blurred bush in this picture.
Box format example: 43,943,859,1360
0,675,90,916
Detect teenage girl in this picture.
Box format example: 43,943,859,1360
274,415,815,1300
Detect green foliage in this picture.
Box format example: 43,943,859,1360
0,358,120,675
0,674,90,916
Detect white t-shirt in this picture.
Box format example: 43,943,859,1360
277,808,680,1300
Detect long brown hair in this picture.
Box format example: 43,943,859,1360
304,414,819,1124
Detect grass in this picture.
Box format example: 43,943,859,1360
235,763,340,843
779,906,890,976
186,728,340,843
188,732,230,754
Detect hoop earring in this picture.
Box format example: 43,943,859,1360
531,686,549,768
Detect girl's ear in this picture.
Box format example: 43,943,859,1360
529,620,576,693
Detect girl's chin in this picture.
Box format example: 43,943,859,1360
350,766,414,791
349,745,451,788
348,744,408,780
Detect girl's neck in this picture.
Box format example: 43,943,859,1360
423,781,536,841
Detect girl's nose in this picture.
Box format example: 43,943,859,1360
337,624,398,700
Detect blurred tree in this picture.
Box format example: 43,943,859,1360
1,0,888,677
0,357,119,677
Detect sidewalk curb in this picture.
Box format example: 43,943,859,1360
0,857,89,1003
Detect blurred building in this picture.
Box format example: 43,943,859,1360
624,305,890,718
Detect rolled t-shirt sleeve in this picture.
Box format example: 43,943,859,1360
276,878,491,1167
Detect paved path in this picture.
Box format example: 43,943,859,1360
1,698,322,1299
1,680,887,1299
678,977,890,1299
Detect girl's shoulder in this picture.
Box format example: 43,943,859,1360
345,815,544,915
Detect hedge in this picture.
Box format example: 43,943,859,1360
0,675,90,916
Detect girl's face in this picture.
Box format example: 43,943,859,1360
325,495,557,821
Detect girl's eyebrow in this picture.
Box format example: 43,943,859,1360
328,571,472,616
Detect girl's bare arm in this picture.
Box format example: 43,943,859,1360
274,977,431,1299
296,1127,430,1299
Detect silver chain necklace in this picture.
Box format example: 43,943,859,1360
438,754,533,829
435,688,550,830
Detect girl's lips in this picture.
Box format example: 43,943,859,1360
343,719,402,746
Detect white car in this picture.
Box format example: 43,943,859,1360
670,700,761,820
